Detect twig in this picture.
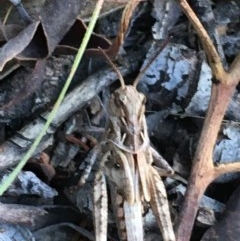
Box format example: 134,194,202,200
175,0,240,240
175,0,226,82
214,162,240,179
188,0,227,66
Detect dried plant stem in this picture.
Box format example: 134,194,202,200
214,162,240,179
108,0,140,56
175,82,237,241
175,0,240,240
175,0,225,82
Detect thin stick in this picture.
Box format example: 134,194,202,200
176,0,226,82
175,1,240,240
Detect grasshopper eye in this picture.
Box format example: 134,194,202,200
118,94,127,104
115,94,127,107
114,163,121,169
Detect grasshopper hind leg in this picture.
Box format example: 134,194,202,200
93,171,108,241
149,166,176,241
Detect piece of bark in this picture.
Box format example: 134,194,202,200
152,0,181,40
0,223,34,241
0,202,46,225
201,184,240,241
6,171,57,200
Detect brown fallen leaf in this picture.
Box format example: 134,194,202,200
0,21,43,71
0,0,111,73
0,23,23,42
0,0,112,119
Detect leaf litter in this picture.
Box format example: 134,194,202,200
0,0,240,240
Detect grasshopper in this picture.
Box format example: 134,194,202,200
80,49,175,241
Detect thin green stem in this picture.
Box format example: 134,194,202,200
0,0,105,195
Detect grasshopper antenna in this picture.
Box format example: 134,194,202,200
98,47,126,89
133,39,169,88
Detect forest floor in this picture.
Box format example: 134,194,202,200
0,0,240,240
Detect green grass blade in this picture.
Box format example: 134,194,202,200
0,0,105,195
